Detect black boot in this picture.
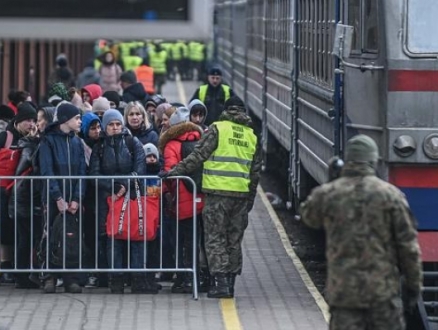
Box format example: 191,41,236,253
109,275,124,294
132,274,159,294
199,269,211,293
207,273,232,299
171,274,192,294
228,273,236,296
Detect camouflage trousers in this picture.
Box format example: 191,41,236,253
330,298,405,330
202,194,249,275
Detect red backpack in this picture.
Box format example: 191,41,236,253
0,131,21,189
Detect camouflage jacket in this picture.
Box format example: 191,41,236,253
168,109,262,204
300,163,422,308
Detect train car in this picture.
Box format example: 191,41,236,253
214,0,438,321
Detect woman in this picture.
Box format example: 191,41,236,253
98,51,122,93
154,103,172,133
158,107,205,293
0,102,37,284
159,106,177,137
124,101,158,146
89,109,157,294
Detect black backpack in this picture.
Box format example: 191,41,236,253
180,140,203,194
50,212,86,267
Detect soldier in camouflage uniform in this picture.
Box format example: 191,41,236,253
300,135,422,330
161,96,262,298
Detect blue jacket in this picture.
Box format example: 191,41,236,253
39,123,86,203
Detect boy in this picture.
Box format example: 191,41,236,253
143,143,161,196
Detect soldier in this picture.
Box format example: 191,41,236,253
159,96,262,298
300,135,422,330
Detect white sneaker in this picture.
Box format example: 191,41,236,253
56,278,63,287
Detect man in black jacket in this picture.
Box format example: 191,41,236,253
190,67,235,126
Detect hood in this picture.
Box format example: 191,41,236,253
158,121,202,153
81,84,102,102
123,83,147,100
38,106,55,125
81,112,101,138
188,99,208,125
218,109,253,128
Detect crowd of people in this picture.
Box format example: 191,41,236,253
0,53,261,299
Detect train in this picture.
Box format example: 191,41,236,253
212,0,438,318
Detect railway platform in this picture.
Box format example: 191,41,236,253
0,79,328,330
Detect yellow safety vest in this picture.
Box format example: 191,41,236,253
203,121,257,193
189,42,204,62
123,56,143,71
199,84,231,103
149,50,167,74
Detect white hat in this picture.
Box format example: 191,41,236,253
169,107,190,126
143,143,159,160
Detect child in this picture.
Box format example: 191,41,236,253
143,143,161,197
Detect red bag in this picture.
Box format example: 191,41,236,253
0,131,21,189
106,179,159,241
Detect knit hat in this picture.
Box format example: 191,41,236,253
48,82,70,104
120,71,137,84
57,103,80,125
14,102,37,124
155,103,172,121
92,97,111,113
0,104,15,120
102,91,121,108
224,95,245,111
208,67,222,76
345,134,379,163
102,109,124,131
56,53,68,67
143,143,159,160
169,107,190,126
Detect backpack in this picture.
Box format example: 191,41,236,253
180,140,203,194
50,212,87,267
0,131,22,189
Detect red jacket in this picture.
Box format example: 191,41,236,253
159,122,204,220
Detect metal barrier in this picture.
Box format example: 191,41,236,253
0,175,200,299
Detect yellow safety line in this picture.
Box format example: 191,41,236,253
175,73,187,105
220,299,244,330
176,74,243,330
257,186,330,323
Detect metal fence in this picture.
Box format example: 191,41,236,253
0,175,200,299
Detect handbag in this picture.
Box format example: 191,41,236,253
106,178,159,241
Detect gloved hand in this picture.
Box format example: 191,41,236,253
158,170,171,179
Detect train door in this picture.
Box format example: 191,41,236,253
335,0,385,157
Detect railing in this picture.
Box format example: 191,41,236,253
0,175,200,299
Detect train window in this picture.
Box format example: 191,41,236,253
363,0,378,52
347,0,379,54
347,0,361,52
406,0,438,55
